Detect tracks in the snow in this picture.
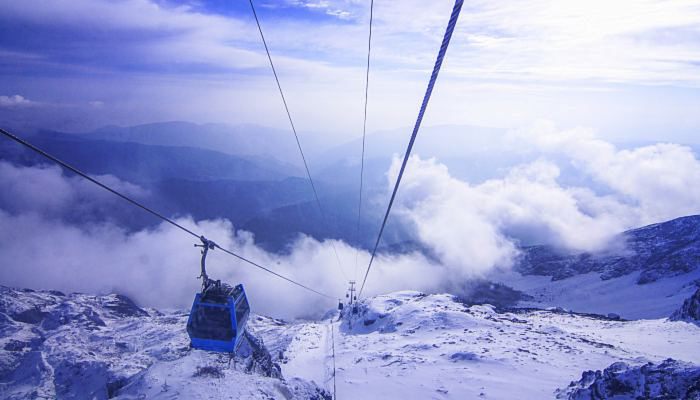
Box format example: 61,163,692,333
268,318,341,398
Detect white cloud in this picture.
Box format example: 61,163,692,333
0,162,147,216
2,0,699,137
0,162,441,318
510,121,700,223
287,0,355,19
0,201,439,319
443,0,700,86
392,156,627,259
391,122,700,260
4,0,699,85
2,121,700,318
0,95,34,107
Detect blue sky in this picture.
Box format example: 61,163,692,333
1,0,699,143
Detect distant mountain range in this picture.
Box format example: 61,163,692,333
0,124,389,251
84,121,334,166
2,121,699,254
28,136,296,183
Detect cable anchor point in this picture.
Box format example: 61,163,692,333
194,236,217,289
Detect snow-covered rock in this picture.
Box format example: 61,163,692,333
3,287,700,399
0,286,329,399
516,215,700,284
670,288,700,323
559,359,700,399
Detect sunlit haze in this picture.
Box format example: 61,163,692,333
1,0,699,143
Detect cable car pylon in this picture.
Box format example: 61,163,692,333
346,280,358,314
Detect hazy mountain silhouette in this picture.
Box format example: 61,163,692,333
82,121,335,167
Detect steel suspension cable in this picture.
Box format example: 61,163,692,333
0,128,200,239
358,0,464,298
248,0,349,281
354,0,374,281
0,127,334,299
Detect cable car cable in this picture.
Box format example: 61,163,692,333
0,127,335,300
357,0,464,298
354,0,374,282
248,0,349,281
215,245,333,299
0,128,200,239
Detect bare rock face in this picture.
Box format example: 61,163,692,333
239,330,283,379
559,359,700,400
670,288,700,323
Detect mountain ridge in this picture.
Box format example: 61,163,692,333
515,214,700,284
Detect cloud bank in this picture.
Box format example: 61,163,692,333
393,122,700,265
0,95,34,107
512,121,700,221
1,124,700,318
0,161,440,318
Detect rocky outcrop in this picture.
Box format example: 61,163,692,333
454,280,533,309
560,359,700,399
670,288,700,323
240,330,282,378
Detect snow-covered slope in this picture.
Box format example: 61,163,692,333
0,287,328,399
491,268,700,319
257,291,700,399
3,287,699,399
484,215,700,319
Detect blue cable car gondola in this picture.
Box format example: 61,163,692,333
187,237,250,353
